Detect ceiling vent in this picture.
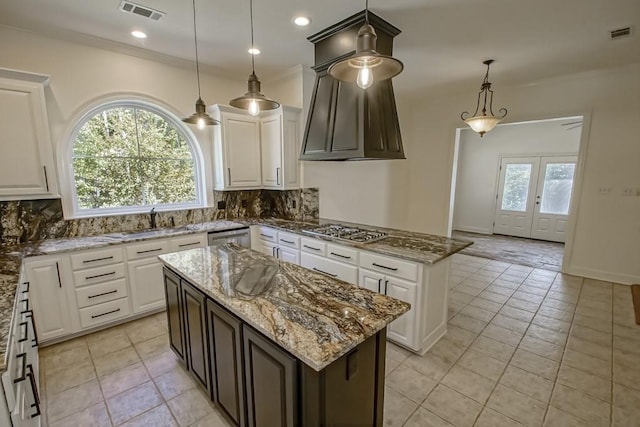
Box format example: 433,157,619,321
119,1,165,21
610,26,632,40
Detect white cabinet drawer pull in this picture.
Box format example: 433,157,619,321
91,308,121,319
14,353,27,383
18,321,28,343
178,242,200,248
280,239,295,244
136,248,162,255
85,271,116,280
260,233,274,239
303,245,321,251
372,262,398,271
330,252,351,259
83,256,114,264
312,267,338,278
88,289,118,299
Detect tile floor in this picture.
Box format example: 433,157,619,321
452,231,564,271
39,253,640,426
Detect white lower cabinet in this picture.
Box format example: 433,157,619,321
251,226,300,265
359,268,417,348
300,252,358,285
128,257,166,314
277,246,300,264
25,257,74,342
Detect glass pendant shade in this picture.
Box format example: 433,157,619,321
461,59,507,137
183,97,219,129
463,115,503,137
328,23,403,89
230,72,280,116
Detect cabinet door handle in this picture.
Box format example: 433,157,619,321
85,271,116,280
312,267,337,278
178,242,200,247
276,167,281,186
272,246,276,257
372,262,398,271
330,251,351,260
136,248,162,255
260,233,273,239
377,279,382,293
303,245,321,251
43,166,49,192
227,168,231,184
83,256,114,264
14,353,27,383
22,281,30,293
91,308,121,319
384,280,389,295
18,321,28,342
280,239,295,244
26,365,41,418
55,261,62,288
20,298,30,313
88,289,118,299
25,312,38,348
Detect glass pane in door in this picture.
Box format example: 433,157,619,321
501,164,532,212
540,163,576,215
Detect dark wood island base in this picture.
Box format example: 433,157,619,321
165,266,389,427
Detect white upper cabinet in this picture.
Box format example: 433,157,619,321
0,69,58,200
260,113,282,188
210,104,301,191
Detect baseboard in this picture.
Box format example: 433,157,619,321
418,323,448,356
565,265,640,286
452,226,492,235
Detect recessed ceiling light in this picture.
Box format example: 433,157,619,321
248,48,261,55
293,16,311,27
131,30,147,39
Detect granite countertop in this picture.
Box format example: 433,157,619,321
159,245,410,371
245,217,473,264
0,246,26,372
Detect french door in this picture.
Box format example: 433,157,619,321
494,156,577,242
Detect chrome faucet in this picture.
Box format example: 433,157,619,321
149,207,157,229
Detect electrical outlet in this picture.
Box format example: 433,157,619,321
598,187,611,195
241,199,248,208
292,200,297,209
622,187,639,196
217,200,226,209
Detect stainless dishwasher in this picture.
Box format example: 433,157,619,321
207,227,251,248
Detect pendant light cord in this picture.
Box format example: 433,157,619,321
250,0,255,74
192,0,202,99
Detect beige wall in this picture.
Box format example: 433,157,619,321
0,25,246,211
304,64,640,284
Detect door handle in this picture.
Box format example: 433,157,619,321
276,167,281,186
377,278,381,293
384,280,389,295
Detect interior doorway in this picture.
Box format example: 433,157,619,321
448,116,586,270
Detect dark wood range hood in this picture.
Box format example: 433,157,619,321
299,11,405,161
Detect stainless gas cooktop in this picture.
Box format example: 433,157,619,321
302,224,388,243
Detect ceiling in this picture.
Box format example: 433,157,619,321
1,0,639,97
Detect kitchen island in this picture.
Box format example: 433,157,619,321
159,244,409,427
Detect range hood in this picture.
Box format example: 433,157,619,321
299,11,405,161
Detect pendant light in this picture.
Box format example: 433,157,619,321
460,59,507,137
229,0,280,116
327,0,404,89
183,0,219,129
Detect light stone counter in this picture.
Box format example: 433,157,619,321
159,245,409,371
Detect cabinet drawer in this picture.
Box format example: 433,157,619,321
70,247,123,270
300,237,327,256
76,279,128,308
257,226,278,242
126,239,170,260
359,252,418,282
78,297,130,329
170,234,207,252
73,263,125,287
326,243,358,266
277,231,300,249
300,252,358,285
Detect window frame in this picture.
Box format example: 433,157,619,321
61,98,206,218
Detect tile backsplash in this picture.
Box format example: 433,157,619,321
0,188,319,245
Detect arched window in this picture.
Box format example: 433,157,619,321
67,100,203,216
